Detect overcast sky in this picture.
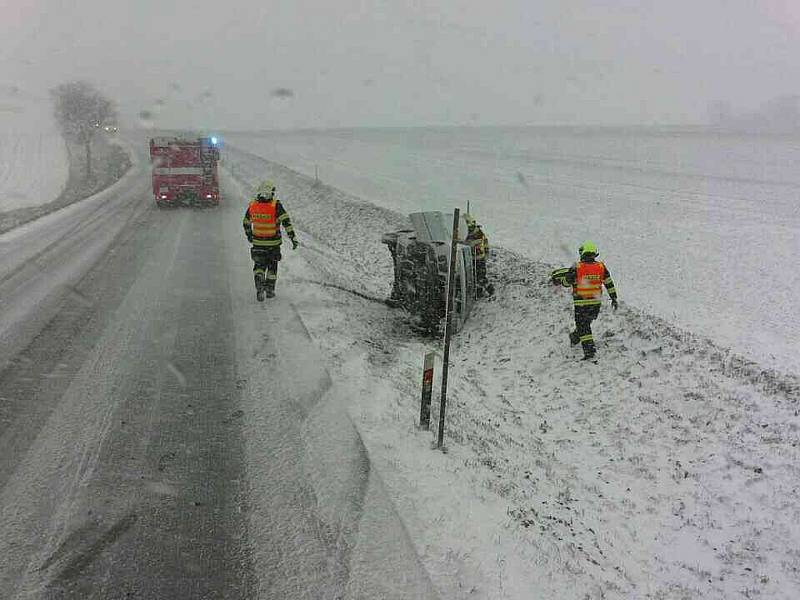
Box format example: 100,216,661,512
2,0,799,129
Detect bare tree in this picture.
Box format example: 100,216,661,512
51,81,116,179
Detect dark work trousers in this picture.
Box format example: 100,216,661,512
475,258,487,287
251,247,281,290
573,304,601,357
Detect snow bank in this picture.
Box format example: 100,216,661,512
220,169,440,599
225,146,800,599
0,93,68,212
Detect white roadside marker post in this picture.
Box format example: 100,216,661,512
437,208,460,451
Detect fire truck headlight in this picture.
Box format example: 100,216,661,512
206,194,213,198
210,137,218,145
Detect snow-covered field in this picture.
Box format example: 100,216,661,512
226,128,800,376
224,147,800,599
0,90,68,212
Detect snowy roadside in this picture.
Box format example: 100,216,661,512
0,97,68,215
225,146,800,599
0,83,132,234
226,129,800,377
219,173,440,598
0,135,132,234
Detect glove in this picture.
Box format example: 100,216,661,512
611,298,618,311
291,238,299,250
246,234,253,243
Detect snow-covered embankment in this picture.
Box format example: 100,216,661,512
226,145,800,600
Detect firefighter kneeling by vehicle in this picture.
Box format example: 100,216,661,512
243,180,298,301
465,214,494,297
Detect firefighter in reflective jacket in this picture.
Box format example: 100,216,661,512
243,180,298,301
465,214,494,297
551,241,618,360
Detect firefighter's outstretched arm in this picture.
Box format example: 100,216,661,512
276,202,299,249
550,265,577,287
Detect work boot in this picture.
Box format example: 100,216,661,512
569,331,580,345
254,272,265,302
264,284,275,298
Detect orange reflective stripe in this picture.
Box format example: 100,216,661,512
574,261,605,300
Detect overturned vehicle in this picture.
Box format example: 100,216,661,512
382,211,477,333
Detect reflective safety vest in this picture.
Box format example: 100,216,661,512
249,199,280,243
467,229,488,260
573,261,605,305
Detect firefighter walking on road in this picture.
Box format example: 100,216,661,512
243,180,298,301
551,241,618,360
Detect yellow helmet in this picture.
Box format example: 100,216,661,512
579,240,598,257
255,180,275,200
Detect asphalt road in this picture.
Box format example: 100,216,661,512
0,147,437,599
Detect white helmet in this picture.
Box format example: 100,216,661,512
255,180,275,200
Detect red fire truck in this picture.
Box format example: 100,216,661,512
149,136,221,207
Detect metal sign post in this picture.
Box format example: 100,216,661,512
437,208,460,450
419,352,435,429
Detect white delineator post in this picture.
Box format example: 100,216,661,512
437,208,460,450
